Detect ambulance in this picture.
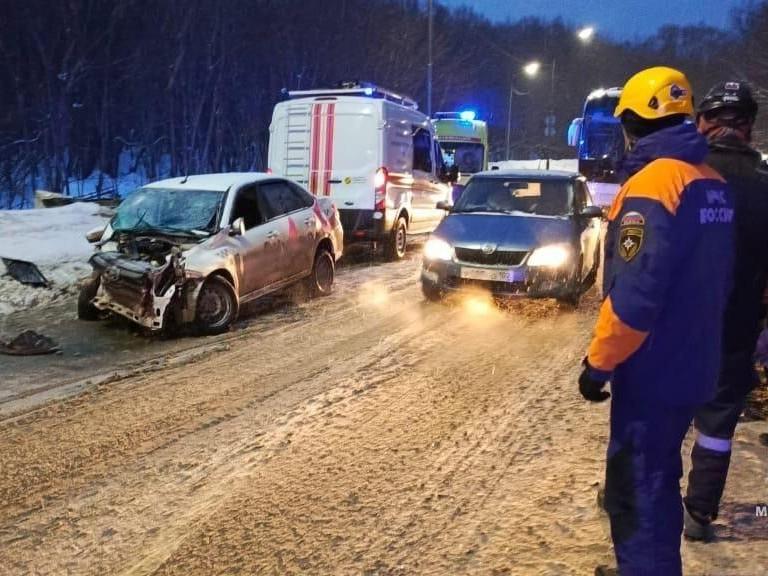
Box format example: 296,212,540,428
268,83,455,260
432,111,489,189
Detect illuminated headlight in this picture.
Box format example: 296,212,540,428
527,244,571,267
424,237,454,261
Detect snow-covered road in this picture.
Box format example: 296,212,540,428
0,254,766,575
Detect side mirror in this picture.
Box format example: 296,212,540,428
230,217,245,237
567,118,583,148
579,205,604,219
436,200,452,212
85,226,105,243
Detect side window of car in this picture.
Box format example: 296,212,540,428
583,182,595,206
230,186,263,230
259,181,307,220
412,126,433,173
574,181,588,213
289,182,316,208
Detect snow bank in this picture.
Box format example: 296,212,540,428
0,203,110,315
489,159,579,172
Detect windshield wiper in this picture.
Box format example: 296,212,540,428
453,207,493,213
114,224,208,237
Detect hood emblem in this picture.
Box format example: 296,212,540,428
481,243,497,255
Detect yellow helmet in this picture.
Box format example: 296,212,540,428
614,66,694,120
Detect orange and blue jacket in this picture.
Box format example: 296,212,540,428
587,122,735,405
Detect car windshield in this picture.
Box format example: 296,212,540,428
439,142,485,174
454,178,572,216
112,187,226,235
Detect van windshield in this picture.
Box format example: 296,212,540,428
439,142,484,174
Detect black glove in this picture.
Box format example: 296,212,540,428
579,358,611,402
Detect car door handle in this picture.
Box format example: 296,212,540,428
266,230,279,239
304,217,313,226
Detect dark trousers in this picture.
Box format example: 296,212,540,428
605,387,696,576
685,351,757,522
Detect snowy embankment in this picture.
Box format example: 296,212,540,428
0,204,110,315
490,158,579,172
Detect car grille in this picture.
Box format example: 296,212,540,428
454,248,527,266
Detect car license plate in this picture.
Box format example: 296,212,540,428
459,267,517,282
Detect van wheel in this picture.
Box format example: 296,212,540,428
195,276,238,335
77,276,101,321
306,248,335,297
384,217,408,261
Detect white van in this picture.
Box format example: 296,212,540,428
268,84,454,259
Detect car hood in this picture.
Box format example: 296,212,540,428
434,212,575,251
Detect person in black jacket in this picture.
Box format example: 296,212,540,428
684,81,768,541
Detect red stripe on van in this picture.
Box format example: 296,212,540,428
324,103,336,196
310,103,322,194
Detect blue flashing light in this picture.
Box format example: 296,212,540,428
459,110,477,121
363,87,374,96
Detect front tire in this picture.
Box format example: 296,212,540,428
384,217,408,261
306,248,335,297
421,280,443,302
556,293,581,309
582,244,601,290
77,276,101,321
194,276,238,335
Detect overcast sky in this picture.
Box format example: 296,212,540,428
438,0,746,40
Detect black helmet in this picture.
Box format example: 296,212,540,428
697,81,758,120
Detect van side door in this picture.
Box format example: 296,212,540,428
409,125,447,233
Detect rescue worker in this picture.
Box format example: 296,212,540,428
683,81,768,541
578,67,735,576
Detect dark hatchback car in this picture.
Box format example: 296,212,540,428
421,170,603,306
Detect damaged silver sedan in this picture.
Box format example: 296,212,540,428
79,173,343,334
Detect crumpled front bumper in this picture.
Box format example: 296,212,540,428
89,252,183,330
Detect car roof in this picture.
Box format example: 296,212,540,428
143,172,276,192
471,169,581,180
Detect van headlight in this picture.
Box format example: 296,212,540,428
527,244,571,267
424,237,454,261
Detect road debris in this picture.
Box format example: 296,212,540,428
0,330,60,356
1,258,48,287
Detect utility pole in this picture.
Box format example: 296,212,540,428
427,0,433,118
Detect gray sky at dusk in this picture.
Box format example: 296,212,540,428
438,0,746,39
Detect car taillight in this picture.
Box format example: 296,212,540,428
374,167,387,211
266,167,273,174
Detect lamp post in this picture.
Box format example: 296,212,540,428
427,0,433,118
505,60,540,159
504,27,594,160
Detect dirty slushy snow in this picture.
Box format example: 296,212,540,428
0,203,109,315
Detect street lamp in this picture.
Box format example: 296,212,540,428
577,26,595,43
523,61,541,77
